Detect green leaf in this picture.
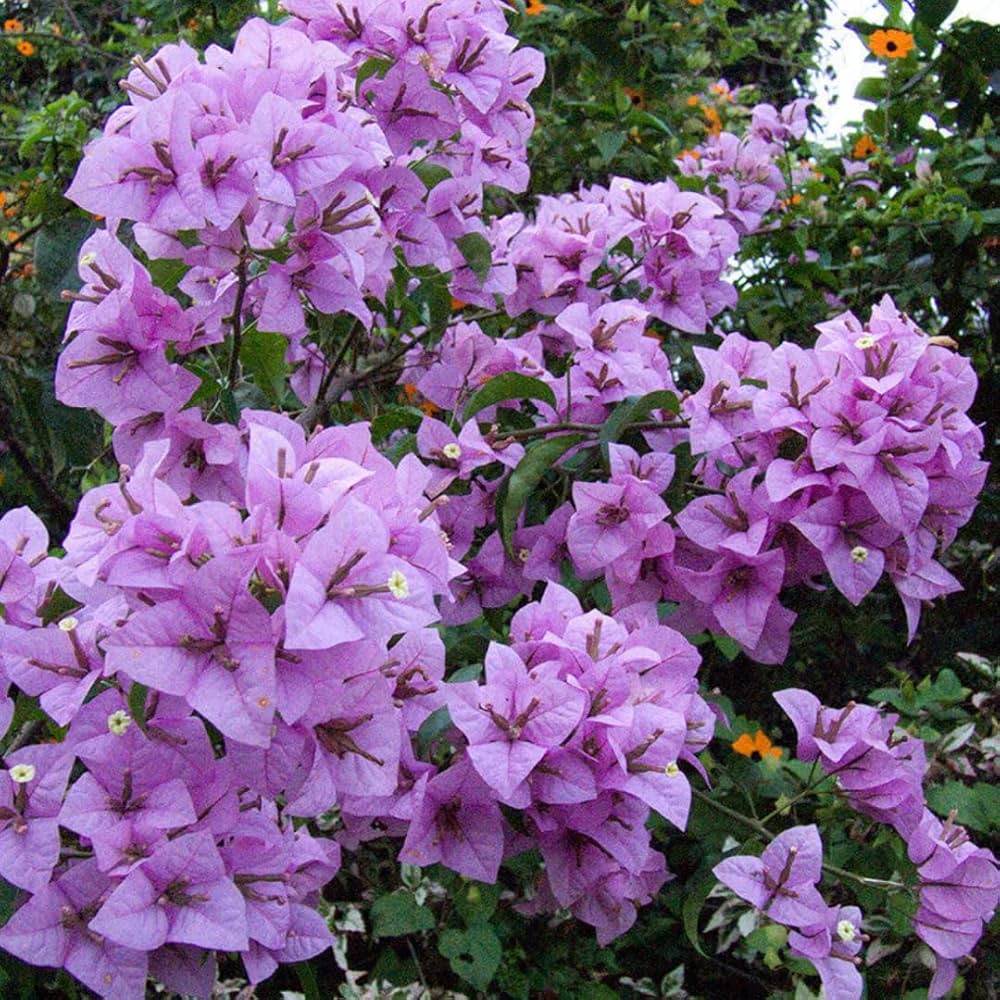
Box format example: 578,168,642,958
594,131,626,164
598,389,680,456
681,871,716,957
438,923,502,991
927,781,1000,833
452,881,501,924
455,232,492,284
127,682,149,735
240,328,289,404
147,257,188,294
712,634,741,661
915,0,958,30
370,890,435,937
498,434,586,555
854,77,887,104
412,161,452,190
0,878,18,928
371,406,424,443
355,56,392,91
293,961,322,1000
33,218,95,302
462,372,557,423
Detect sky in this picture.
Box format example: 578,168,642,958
813,0,1000,139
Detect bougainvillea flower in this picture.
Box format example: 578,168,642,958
714,824,828,927
0,859,149,1000
89,831,249,953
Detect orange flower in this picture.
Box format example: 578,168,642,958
450,296,466,312
852,134,877,159
678,148,701,161
868,29,914,59
402,383,420,402
732,730,782,760
3,18,24,32
0,192,6,208
685,94,700,108
50,24,61,36
702,105,722,136
420,398,441,417
623,86,645,110
524,0,546,15
687,0,704,5
16,39,35,56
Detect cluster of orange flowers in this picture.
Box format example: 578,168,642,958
4,16,36,55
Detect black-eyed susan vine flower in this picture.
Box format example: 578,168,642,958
623,86,645,110
732,729,782,760
868,28,914,59
852,134,878,159
525,0,546,15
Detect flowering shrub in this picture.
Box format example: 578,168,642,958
0,1,997,999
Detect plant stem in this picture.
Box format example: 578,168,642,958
226,255,249,388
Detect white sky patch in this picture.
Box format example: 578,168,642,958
814,0,1000,140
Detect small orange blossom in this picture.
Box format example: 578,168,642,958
732,730,782,760
868,28,914,59
852,134,878,159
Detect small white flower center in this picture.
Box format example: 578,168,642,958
517,547,531,563
9,763,36,784
836,919,857,943
107,710,133,736
387,570,410,599
664,761,680,777
850,545,869,564
854,335,876,349
80,252,97,266
442,443,461,460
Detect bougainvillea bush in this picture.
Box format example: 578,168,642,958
0,0,997,998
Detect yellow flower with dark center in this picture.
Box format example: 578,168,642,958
868,29,914,59
3,18,24,32
852,134,877,159
16,39,35,56
732,729,782,760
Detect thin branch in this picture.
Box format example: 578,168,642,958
226,255,250,388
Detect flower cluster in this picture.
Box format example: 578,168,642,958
715,825,866,1000
406,295,984,664
678,95,810,233
61,2,544,419
497,177,740,331
0,412,459,996
411,582,714,944
0,1,991,997
776,689,1000,997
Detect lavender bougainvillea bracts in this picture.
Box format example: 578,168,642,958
0,0,992,997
